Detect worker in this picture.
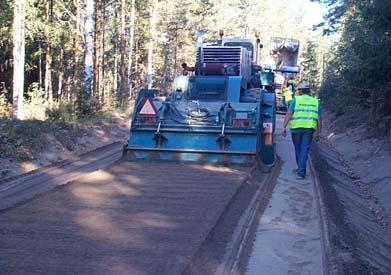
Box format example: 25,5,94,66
282,86,293,107
287,78,295,90
282,82,322,179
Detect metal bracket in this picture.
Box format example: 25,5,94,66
216,123,231,150
153,122,167,148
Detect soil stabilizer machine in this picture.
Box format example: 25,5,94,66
124,31,276,166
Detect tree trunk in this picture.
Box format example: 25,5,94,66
146,0,158,90
174,23,178,73
57,34,65,102
113,52,118,106
93,0,104,106
39,41,42,88
112,0,118,106
119,0,127,107
72,0,80,105
160,46,169,94
93,0,99,100
44,41,53,107
12,0,25,119
99,0,105,104
44,0,53,109
83,0,94,113
127,0,136,99
66,73,72,102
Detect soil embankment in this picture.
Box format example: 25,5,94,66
322,112,391,223
0,112,129,180
311,112,391,273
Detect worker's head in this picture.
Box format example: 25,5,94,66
296,82,311,95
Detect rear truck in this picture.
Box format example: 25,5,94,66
123,31,276,167
265,37,300,112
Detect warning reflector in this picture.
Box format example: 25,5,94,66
139,98,157,116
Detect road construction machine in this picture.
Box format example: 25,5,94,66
123,32,276,166
265,37,300,111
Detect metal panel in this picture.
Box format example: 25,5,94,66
128,130,258,153
227,76,242,103
202,47,242,63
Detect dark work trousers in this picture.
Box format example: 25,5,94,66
291,130,314,177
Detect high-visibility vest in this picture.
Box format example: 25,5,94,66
290,95,319,129
282,88,293,103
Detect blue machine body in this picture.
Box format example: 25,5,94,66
124,38,276,166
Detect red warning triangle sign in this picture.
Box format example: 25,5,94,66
139,98,157,116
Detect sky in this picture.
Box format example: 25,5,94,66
300,0,327,26
216,0,328,39
276,0,327,35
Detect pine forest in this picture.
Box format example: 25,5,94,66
0,0,390,128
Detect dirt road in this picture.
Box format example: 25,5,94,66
2,116,390,274
228,115,391,275
0,157,259,274
0,142,122,210
237,116,324,274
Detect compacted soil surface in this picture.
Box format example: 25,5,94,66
0,161,253,274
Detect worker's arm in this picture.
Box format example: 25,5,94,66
282,111,292,137
282,99,295,137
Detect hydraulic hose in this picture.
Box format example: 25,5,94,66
166,102,215,125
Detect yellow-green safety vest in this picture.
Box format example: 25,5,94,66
290,95,319,129
282,88,293,103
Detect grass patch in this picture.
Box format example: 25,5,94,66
0,108,129,161
0,120,51,160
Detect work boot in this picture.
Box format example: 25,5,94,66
296,175,305,180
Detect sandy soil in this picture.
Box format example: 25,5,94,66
322,112,391,225
311,112,391,273
0,161,249,274
0,112,129,180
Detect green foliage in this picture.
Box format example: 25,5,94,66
0,92,11,118
310,0,346,35
0,1,13,93
319,0,391,123
0,118,83,159
23,83,46,120
301,41,320,92
46,101,77,123
0,120,50,160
